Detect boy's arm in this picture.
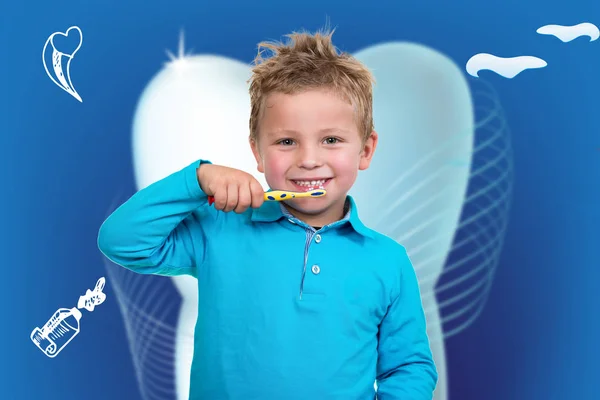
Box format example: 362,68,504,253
375,247,438,400
97,159,212,277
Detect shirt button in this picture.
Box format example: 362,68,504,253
315,234,321,243
311,265,320,275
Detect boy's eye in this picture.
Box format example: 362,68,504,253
277,137,340,146
278,139,295,146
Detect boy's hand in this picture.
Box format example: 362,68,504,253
197,164,264,213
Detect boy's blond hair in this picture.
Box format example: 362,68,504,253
248,28,375,146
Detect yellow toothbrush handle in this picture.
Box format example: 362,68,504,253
208,189,326,205
264,189,326,201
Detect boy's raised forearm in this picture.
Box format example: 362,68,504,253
97,160,211,276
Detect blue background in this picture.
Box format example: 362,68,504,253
2,0,599,398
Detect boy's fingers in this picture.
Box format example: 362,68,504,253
213,190,227,211
235,182,252,213
250,180,264,208
225,182,239,212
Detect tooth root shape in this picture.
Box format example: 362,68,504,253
42,26,83,102
52,50,71,90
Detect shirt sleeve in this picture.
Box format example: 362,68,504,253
375,246,439,399
97,159,214,277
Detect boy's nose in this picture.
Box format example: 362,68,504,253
296,146,323,169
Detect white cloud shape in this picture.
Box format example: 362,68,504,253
537,22,599,42
465,53,547,79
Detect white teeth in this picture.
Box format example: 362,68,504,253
293,179,326,187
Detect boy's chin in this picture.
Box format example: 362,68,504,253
283,197,334,214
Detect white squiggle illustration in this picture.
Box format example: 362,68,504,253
537,22,599,42
30,277,106,358
466,53,547,79
77,277,107,311
42,26,83,102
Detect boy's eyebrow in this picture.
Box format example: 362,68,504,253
266,128,352,136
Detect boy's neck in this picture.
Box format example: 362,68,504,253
282,196,348,228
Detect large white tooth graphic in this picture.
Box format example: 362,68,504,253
132,53,263,400
351,42,476,399
42,26,83,102
127,39,508,400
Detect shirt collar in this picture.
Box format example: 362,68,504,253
251,193,373,239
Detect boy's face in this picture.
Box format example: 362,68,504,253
250,89,377,223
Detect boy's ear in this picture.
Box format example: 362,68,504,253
359,130,378,170
249,137,265,173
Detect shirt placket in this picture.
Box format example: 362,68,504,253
281,206,349,300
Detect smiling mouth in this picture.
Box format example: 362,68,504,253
290,178,332,192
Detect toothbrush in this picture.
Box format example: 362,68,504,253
207,189,326,205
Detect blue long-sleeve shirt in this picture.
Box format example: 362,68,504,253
98,159,438,400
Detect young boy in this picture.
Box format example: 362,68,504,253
98,28,438,400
